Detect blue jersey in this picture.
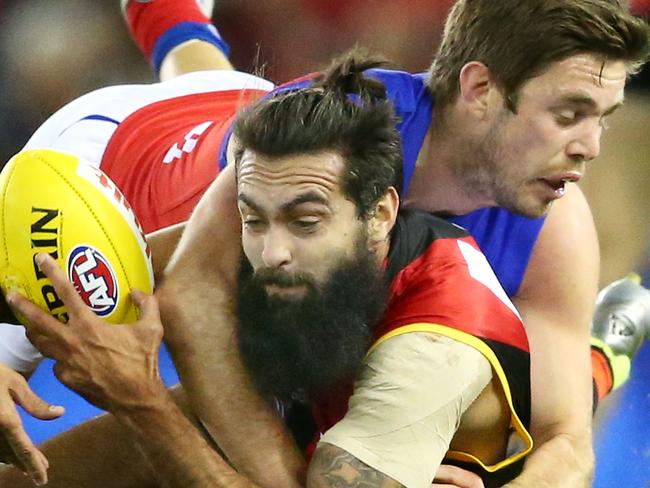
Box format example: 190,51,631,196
222,69,546,297
363,69,546,297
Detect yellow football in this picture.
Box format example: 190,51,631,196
0,148,153,325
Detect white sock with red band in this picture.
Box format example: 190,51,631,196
123,0,229,75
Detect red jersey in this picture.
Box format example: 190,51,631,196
308,209,532,474
101,88,267,233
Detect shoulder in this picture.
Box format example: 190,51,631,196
387,208,472,281
516,184,599,316
364,69,431,112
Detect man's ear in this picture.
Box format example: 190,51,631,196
368,187,399,244
458,61,497,119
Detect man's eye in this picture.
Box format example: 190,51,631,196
243,218,264,229
555,111,577,125
293,219,319,231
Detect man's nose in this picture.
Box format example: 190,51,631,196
566,122,602,163
261,227,292,269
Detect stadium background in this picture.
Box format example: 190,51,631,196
0,0,648,485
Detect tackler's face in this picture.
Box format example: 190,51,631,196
236,149,365,299
481,53,627,217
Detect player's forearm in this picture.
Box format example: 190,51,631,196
158,282,305,488
503,431,594,488
113,386,257,488
146,222,186,284
508,189,597,488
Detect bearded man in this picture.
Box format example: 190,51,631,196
5,63,532,488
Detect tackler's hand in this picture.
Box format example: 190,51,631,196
0,362,63,486
6,253,166,413
432,464,485,488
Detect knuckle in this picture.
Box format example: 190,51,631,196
8,373,27,389
67,334,79,348
63,335,82,354
15,446,34,463
52,364,67,384
53,364,77,390
139,322,162,342
151,324,164,341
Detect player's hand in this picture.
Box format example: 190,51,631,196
432,464,485,488
0,362,64,486
6,253,166,413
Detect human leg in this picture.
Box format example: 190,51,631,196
0,386,195,487
0,412,156,488
122,0,233,79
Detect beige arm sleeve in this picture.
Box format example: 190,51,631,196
319,332,491,488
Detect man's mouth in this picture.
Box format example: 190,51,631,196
264,283,307,297
538,172,582,199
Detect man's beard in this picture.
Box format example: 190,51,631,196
452,110,544,217
455,114,509,204
236,233,388,403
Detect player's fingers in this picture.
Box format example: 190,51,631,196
10,381,65,420
13,441,48,487
433,465,484,488
132,290,161,323
6,292,64,340
39,447,49,470
33,253,89,316
0,401,48,485
36,446,49,472
15,442,48,487
23,330,68,360
132,291,164,346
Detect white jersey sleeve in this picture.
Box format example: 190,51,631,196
0,323,43,373
22,70,274,166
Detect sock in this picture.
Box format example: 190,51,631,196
591,337,631,399
591,347,614,401
124,0,230,75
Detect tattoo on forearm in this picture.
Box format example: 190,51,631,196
309,444,404,488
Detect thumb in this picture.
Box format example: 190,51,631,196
131,289,160,322
12,382,65,420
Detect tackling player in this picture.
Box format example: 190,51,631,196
0,0,648,486
6,65,539,488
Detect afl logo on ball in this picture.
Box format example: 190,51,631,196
67,246,118,316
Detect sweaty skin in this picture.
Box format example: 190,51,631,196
0,43,624,488
157,47,622,488
5,129,526,488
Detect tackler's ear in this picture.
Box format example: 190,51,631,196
368,187,399,246
458,61,496,120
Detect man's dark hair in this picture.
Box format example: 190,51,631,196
429,0,650,111
234,49,403,218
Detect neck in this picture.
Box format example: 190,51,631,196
404,107,495,215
